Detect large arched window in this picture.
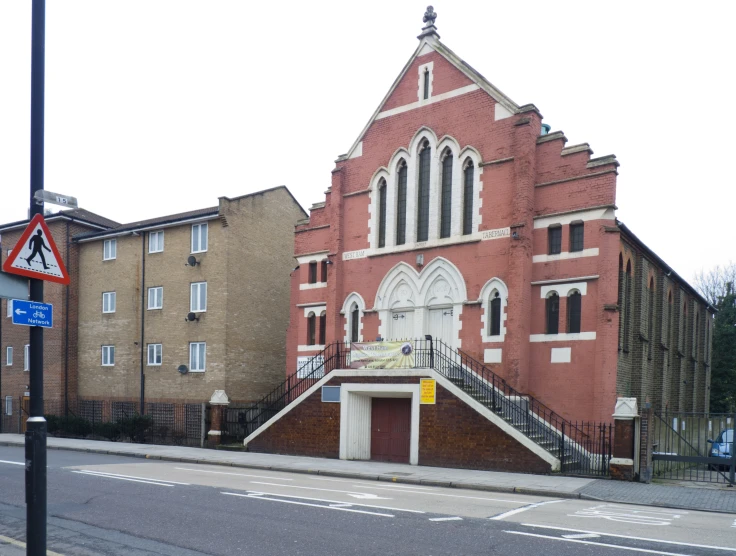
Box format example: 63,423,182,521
618,255,624,350
489,291,501,336
378,178,387,248
463,159,474,235
546,292,559,335
396,160,407,246
567,291,581,334
307,312,316,346
417,141,431,242
319,311,326,345
440,149,453,239
623,260,632,351
350,303,360,343
666,290,673,348
648,277,655,359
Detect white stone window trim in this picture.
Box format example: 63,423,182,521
5,346,12,366
191,223,208,254
299,282,327,291
190,282,207,313
189,342,206,372
147,343,162,366
479,277,509,343
341,292,366,343
101,345,115,366
148,230,164,253
417,61,434,103
103,239,116,261
23,344,29,371
533,248,599,263
540,281,588,298
148,286,163,310
102,291,116,314
530,332,597,342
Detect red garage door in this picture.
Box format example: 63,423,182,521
371,398,411,463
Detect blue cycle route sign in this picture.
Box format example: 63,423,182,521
11,299,53,328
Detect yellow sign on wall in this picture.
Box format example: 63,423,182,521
420,379,436,404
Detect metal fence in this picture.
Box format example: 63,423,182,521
1,398,207,447
559,421,613,477
650,411,736,485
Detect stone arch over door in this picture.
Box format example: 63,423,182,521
374,257,467,348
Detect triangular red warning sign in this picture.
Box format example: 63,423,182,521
2,214,70,285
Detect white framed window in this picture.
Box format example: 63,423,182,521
103,239,117,261
148,287,163,310
4,396,11,416
190,282,207,312
101,345,115,366
191,223,208,253
6,346,12,366
102,292,116,313
147,343,162,366
24,344,29,371
6,299,12,318
148,231,164,253
189,342,206,372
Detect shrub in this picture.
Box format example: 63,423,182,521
93,421,121,441
118,414,154,443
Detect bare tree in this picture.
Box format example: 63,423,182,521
694,262,736,306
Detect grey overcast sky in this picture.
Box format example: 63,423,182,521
0,1,734,282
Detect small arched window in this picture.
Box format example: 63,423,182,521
396,160,408,246
350,303,360,343
618,255,624,350
648,277,655,358
567,291,582,334
462,159,474,235
307,312,316,346
623,260,632,351
321,260,328,283
440,150,453,239
378,178,387,248
489,291,501,336
667,290,673,347
546,292,559,335
417,141,431,242
319,311,327,345
423,68,430,100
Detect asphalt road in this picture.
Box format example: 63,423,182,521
0,446,734,555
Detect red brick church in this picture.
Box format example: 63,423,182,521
246,8,713,472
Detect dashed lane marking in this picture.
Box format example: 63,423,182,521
490,499,565,520
521,524,736,552
429,517,463,522
505,531,695,556
0,460,24,466
174,467,294,481
351,483,525,504
242,490,425,513
222,492,395,518
72,470,179,487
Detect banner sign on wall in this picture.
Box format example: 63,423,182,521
420,379,436,404
296,355,325,378
350,341,415,369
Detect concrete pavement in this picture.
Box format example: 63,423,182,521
1,434,734,514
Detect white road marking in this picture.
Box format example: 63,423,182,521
352,483,526,504
347,493,390,500
570,504,684,525
174,467,293,481
429,516,463,522
75,470,190,485
249,481,391,499
505,531,696,556
0,460,24,466
490,499,564,520
563,533,601,539
522,523,736,552
731,519,736,529
71,470,175,487
245,490,425,513
355,483,431,491
222,492,395,517
329,503,354,508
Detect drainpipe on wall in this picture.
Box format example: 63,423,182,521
139,232,146,415
64,220,70,416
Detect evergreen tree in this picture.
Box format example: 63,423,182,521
710,284,736,412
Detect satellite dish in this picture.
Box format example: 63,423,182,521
187,312,198,322
187,255,198,266
177,365,188,374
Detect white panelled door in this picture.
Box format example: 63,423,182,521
390,311,413,340
428,308,453,344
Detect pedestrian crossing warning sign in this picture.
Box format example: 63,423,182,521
2,214,70,285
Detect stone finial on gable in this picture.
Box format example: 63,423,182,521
612,397,638,420
209,390,230,405
418,6,440,39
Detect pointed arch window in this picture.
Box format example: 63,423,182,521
623,260,632,351
440,150,453,239
396,160,407,246
489,291,501,336
648,277,655,359
463,159,474,235
319,311,327,345
378,178,387,248
666,290,673,348
417,141,431,242
350,303,360,343
307,312,316,346
423,68,430,100
546,292,559,335
567,291,581,334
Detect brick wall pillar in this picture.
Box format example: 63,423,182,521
207,390,230,446
610,397,638,480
